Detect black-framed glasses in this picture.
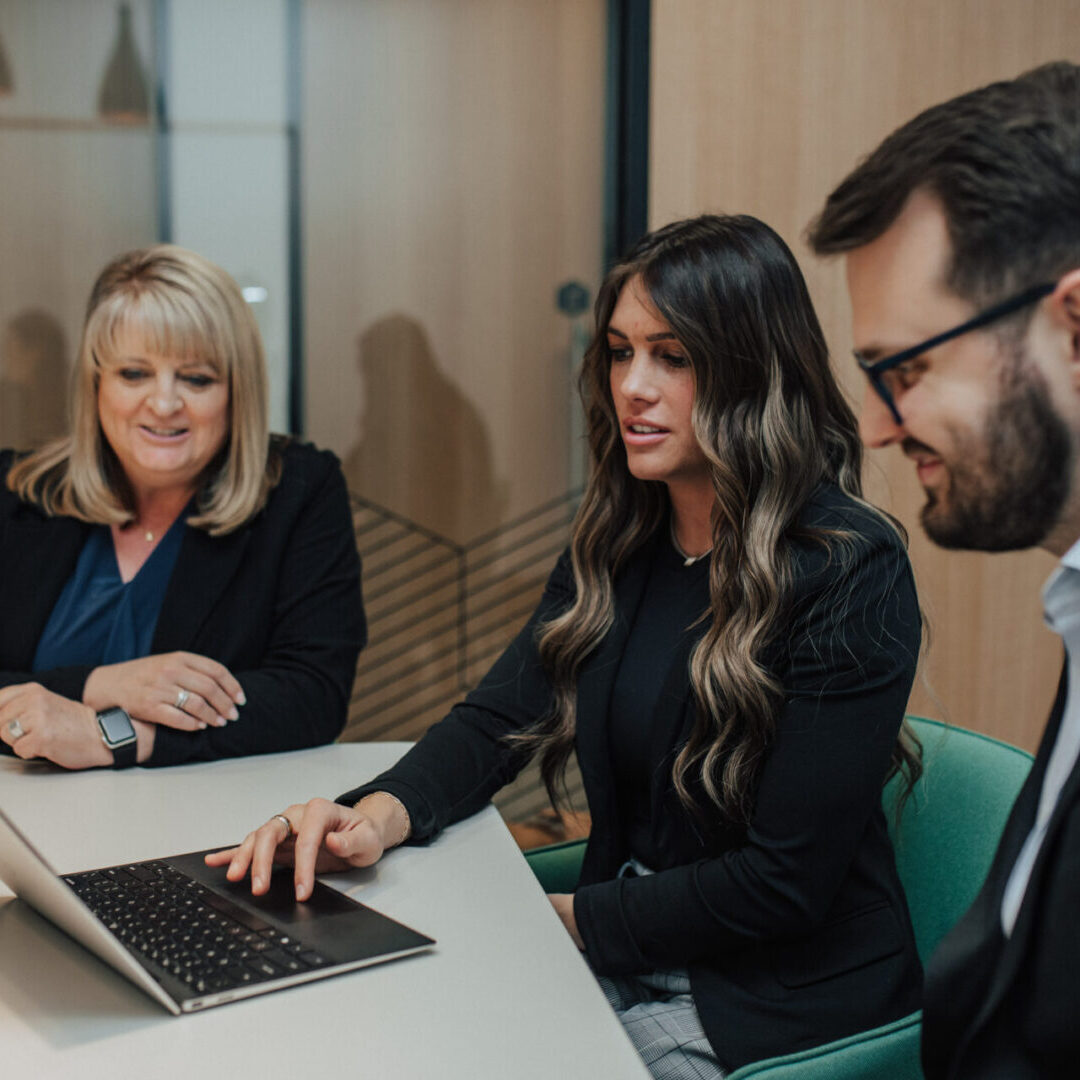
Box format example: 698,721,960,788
854,281,1056,424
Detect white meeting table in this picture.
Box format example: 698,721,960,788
0,743,649,1079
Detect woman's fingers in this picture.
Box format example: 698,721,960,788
0,683,110,768
203,800,384,901
2,717,39,759
290,800,383,900
0,702,26,750
203,821,291,895
248,817,296,895
157,687,227,731
157,655,242,729
177,653,245,707
0,684,38,748
290,799,342,900
157,703,212,732
86,653,246,732
170,660,240,721
203,844,244,869
170,668,239,726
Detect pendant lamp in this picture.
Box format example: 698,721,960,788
0,29,13,97
98,3,149,123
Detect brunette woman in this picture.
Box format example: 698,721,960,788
210,215,921,1077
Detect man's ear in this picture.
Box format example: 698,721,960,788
1050,269,1080,332
1050,271,1080,390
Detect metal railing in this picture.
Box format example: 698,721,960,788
344,489,585,821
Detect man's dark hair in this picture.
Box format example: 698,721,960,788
808,62,1080,306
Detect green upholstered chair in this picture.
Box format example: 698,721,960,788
523,716,1034,1080
523,837,589,895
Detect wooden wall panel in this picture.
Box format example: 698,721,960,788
650,0,1078,751
303,0,606,545
0,1,157,452
304,1,606,822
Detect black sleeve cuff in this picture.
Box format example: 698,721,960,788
574,878,650,976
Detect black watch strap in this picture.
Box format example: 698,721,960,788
110,737,138,769
96,707,138,769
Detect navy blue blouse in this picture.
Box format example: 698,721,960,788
32,513,187,672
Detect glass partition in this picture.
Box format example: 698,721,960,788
0,0,612,827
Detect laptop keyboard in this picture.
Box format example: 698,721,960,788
64,860,331,996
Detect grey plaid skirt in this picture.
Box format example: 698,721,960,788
596,969,725,1080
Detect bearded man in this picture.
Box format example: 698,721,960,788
810,61,1080,1080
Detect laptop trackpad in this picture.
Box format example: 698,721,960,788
171,851,355,919
169,850,434,960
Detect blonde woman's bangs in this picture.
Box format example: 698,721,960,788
86,289,229,379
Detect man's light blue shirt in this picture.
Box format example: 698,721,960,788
1001,537,1080,935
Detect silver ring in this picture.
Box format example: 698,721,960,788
6,718,26,741
174,688,190,711
271,813,295,840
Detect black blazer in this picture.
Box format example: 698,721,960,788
0,439,365,766
922,664,1079,1079
340,485,923,1073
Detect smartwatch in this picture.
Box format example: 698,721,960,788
96,707,138,769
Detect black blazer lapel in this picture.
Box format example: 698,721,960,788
981,660,1064,899
152,524,251,652
952,659,1068,1052
0,510,88,668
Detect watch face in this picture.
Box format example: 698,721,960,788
98,708,136,747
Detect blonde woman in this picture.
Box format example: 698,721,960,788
0,245,364,769
211,216,922,1077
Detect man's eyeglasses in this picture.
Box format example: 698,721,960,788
854,281,1056,425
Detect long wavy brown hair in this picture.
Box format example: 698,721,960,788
522,214,921,823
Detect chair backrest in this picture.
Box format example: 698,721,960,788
884,716,1033,965
524,837,586,894
525,716,1034,965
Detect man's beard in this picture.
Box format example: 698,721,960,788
916,355,1073,552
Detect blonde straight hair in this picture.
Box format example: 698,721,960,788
7,245,280,535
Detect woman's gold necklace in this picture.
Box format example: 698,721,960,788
125,521,155,543
669,520,710,567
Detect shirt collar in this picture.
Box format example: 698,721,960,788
1043,537,1080,640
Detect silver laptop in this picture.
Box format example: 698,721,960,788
0,805,434,1014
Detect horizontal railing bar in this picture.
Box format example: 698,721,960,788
364,591,464,647
463,488,582,551
355,614,459,673
464,538,567,597
361,535,447,578
356,636,464,698
459,635,518,674
351,660,458,708
360,696,459,741
353,515,411,544
464,602,542,650
464,578,548,630
363,550,460,603
351,493,462,550
349,672,460,727
464,514,574,576
366,590,458,626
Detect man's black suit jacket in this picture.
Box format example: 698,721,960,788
922,664,1080,1079
339,485,923,1073
0,439,366,765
